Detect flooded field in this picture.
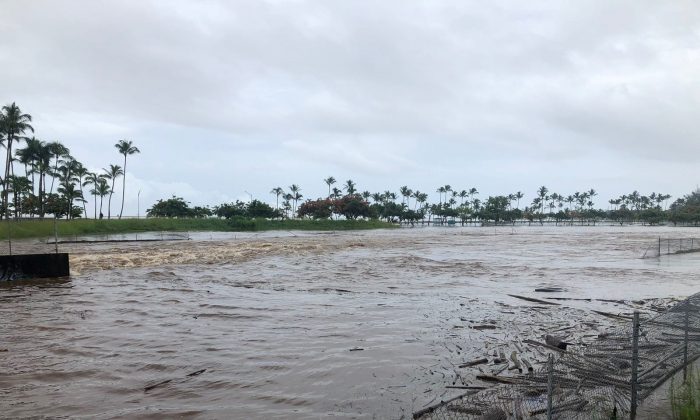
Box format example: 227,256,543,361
1,226,700,419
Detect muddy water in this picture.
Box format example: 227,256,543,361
1,226,700,419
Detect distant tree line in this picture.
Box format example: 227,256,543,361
147,176,700,227
0,102,140,220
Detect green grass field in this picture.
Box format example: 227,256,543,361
0,217,397,240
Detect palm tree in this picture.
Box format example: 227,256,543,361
103,164,123,219
74,164,89,217
436,186,446,204
83,172,101,219
93,177,110,218
34,142,52,217
1,102,33,217
115,139,140,219
515,191,524,209
323,176,336,199
270,187,284,214
344,179,356,195
282,195,292,219
535,186,547,214
587,189,597,210
58,180,82,219
289,184,301,216
47,141,69,195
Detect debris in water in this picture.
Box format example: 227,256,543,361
507,294,560,305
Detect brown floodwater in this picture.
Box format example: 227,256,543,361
1,226,700,419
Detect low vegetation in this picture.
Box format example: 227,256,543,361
0,217,395,240
670,370,700,419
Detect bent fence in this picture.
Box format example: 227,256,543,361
642,237,700,258
415,292,700,420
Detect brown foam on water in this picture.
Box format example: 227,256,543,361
69,239,346,275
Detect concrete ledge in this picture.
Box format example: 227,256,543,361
0,253,70,281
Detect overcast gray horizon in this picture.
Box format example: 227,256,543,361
2,0,698,215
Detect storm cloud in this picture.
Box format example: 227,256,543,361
1,0,698,213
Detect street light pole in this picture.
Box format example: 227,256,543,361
137,190,141,219
244,190,253,202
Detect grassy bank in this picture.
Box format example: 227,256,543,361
0,218,397,240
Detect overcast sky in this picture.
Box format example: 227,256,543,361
1,0,699,215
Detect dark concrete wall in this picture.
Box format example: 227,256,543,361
0,253,70,281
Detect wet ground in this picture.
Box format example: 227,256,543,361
1,226,699,418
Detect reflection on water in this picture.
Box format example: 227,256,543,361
1,226,700,418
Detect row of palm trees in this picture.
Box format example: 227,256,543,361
0,102,140,219
265,177,676,224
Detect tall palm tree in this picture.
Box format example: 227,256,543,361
47,141,69,195
323,176,336,199
74,163,89,217
515,191,524,209
270,187,284,214
115,139,140,219
344,179,356,195
289,184,301,216
436,186,446,204
34,142,52,218
94,177,110,218
537,186,548,214
83,172,101,219
1,102,33,217
103,164,123,219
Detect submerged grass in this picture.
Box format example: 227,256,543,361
0,218,396,240
670,369,700,419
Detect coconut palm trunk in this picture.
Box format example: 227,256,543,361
119,154,126,218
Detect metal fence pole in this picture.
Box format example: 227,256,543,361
684,304,690,382
547,353,553,420
631,311,640,420
7,216,11,256
53,217,58,254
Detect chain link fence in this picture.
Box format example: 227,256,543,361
415,293,700,419
642,238,700,258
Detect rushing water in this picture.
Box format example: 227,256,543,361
1,226,700,419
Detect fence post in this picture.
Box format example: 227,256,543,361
547,353,553,420
7,217,12,256
631,311,640,420
684,304,690,382
53,217,58,254
658,237,661,256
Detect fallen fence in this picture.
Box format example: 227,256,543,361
415,292,700,419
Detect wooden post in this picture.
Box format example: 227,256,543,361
658,237,661,256
631,311,640,419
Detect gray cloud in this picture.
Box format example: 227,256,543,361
1,0,698,214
